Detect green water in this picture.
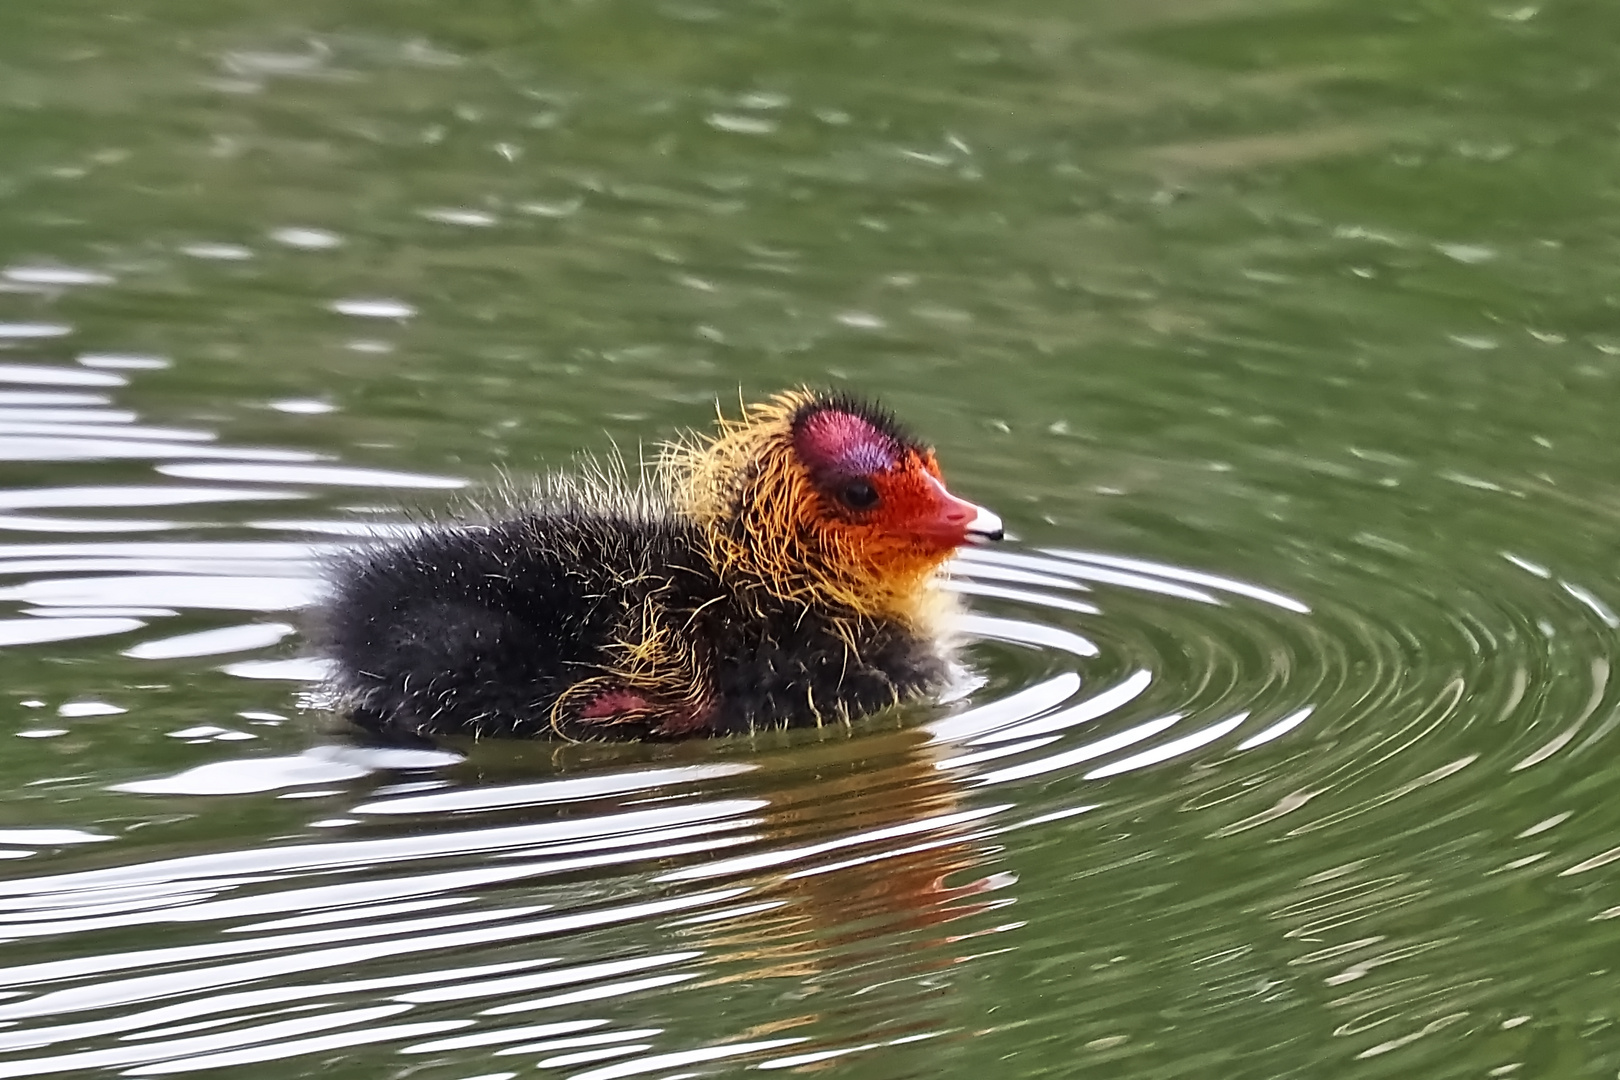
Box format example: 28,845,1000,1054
2,1,1619,1077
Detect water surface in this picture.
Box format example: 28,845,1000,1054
2,1,1619,1077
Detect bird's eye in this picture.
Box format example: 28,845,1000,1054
839,479,880,511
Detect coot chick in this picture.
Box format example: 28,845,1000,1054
318,389,1003,740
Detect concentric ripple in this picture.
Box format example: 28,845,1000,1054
1,359,1618,1077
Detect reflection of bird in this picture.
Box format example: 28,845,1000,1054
319,389,1002,740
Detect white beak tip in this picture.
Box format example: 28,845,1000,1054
966,505,1004,542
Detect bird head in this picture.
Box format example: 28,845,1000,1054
669,389,1002,621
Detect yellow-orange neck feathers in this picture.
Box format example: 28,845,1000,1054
661,389,963,631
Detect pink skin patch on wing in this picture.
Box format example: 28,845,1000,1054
578,688,652,718
795,409,897,476
578,688,714,737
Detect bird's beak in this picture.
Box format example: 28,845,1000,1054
922,473,1004,545
962,500,1005,543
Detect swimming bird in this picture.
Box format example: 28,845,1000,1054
317,389,1003,741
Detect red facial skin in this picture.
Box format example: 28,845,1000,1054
794,408,993,561
866,451,988,552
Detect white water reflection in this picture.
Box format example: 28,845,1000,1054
0,421,214,442
1041,548,1313,613
0,575,322,611
57,701,126,717
924,673,1080,742
946,580,1102,615
0,325,73,341
965,670,1153,747
267,398,336,414
2,266,114,287
955,613,1099,658
0,362,120,384
0,829,112,847
157,462,465,488
1236,705,1315,749
269,227,343,250
656,805,1004,883
0,516,185,534
351,763,757,816
77,354,170,371
247,517,411,537
221,657,333,680
0,440,320,463
0,407,136,423
0,616,144,646
112,747,462,795
123,623,296,660
179,242,254,261
973,714,1186,785
0,391,111,405
1083,711,1250,779
0,486,306,509
330,298,416,318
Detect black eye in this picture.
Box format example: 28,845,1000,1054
839,479,880,511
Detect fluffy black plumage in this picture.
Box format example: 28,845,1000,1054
318,503,947,741
316,388,1003,742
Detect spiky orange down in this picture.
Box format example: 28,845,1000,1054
662,389,961,634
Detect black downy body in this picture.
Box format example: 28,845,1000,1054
318,505,948,741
